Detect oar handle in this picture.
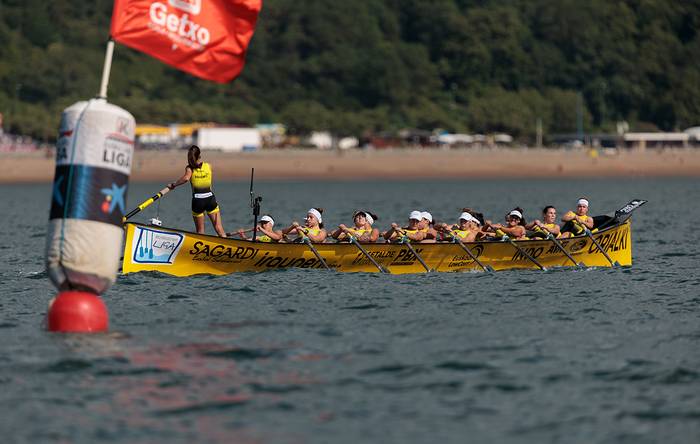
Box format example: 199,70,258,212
123,186,171,223
226,227,256,237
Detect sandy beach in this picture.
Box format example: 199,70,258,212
2,147,700,183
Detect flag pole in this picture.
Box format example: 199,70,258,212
97,39,115,99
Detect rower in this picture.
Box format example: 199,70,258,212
526,206,561,238
383,210,426,243
235,214,283,242
420,211,438,242
281,208,328,243
331,210,380,243
462,207,486,227
436,211,480,242
483,208,528,240
561,198,594,237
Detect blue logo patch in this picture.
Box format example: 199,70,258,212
132,227,184,264
100,183,127,214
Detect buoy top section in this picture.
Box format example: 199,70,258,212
56,99,135,176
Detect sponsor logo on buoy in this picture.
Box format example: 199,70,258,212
100,183,127,214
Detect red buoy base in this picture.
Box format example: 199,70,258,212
47,291,109,333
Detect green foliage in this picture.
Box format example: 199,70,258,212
1,0,699,141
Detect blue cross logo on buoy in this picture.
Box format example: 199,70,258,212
100,183,126,214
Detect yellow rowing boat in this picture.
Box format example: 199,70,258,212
121,217,635,276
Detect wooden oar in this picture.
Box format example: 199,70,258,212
348,235,389,273
533,227,582,267
500,235,547,271
448,231,494,273
397,232,432,273
573,221,619,267
300,233,330,270
123,186,171,223
226,227,256,238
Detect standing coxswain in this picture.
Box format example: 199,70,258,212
167,145,227,237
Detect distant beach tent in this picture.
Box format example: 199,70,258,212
110,0,262,83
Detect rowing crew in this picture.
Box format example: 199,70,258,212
232,198,595,244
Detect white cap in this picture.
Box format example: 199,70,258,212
409,210,422,221
459,212,474,222
577,198,589,207
354,210,374,225
421,211,433,223
508,210,523,220
260,215,274,227
460,212,481,225
307,208,322,223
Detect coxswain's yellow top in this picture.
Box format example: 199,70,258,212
189,162,213,194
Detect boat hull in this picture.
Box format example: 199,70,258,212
122,220,633,276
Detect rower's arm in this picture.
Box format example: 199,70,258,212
169,166,192,189
281,223,300,235
583,216,594,229
501,225,526,238
406,230,426,242
561,211,576,222
383,224,399,240
366,228,380,243
259,226,283,241
525,220,540,230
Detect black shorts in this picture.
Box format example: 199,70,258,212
191,194,219,217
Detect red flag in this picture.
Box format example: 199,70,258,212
111,0,262,83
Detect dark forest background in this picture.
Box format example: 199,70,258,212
1,0,699,141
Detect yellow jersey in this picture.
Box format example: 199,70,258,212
189,162,213,194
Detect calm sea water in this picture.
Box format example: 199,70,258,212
1,178,699,444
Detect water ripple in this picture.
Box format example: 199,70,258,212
202,347,283,360
434,361,493,372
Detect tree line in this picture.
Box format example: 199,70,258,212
1,0,698,142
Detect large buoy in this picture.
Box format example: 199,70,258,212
45,98,134,332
